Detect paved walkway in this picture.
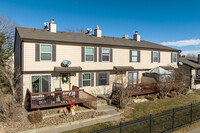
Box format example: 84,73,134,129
18,105,123,133
188,127,200,133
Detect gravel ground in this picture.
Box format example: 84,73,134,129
1,106,106,133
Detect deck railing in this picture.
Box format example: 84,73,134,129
27,89,97,110
113,82,158,97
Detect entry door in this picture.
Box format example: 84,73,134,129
128,72,138,84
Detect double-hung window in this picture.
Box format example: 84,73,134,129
82,73,91,87
128,72,138,84
40,44,52,61
31,75,51,93
98,72,108,85
131,50,138,62
102,48,110,61
153,51,159,62
85,47,94,61
172,53,177,62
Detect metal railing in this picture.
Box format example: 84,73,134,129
77,103,200,133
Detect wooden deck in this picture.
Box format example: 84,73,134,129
27,89,97,110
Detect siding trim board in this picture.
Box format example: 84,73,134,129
22,39,180,52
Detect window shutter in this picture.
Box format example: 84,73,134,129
171,52,173,63
151,51,153,63
96,72,99,86
137,50,140,62
81,47,85,62
130,50,132,62
79,73,82,88
91,72,94,87
94,47,97,62
110,48,113,62
107,72,110,85
99,48,102,62
158,52,160,63
35,44,40,61
52,45,56,61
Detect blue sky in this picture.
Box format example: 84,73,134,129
1,0,200,56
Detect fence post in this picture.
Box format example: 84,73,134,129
172,108,175,131
191,104,193,124
120,121,122,133
150,114,152,133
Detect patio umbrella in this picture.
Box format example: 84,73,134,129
146,67,172,75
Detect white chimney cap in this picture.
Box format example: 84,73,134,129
50,19,55,24
96,25,100,30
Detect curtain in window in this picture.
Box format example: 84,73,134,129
31,75,51,93
32,76,41,93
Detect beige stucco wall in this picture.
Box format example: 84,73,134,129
191,69,200,89
22,42,178,72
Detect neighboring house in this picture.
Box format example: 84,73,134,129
178,56,200,89
14,19,180,105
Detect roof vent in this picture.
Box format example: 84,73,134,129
133,31,140,41
123,34,129,39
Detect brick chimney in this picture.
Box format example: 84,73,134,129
133,31,140,41
94,25,102,37
49,19,56,33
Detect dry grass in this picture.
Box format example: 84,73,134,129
173,120,200,133
64,90,200,133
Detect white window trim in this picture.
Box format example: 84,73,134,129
128,71,138,84
172,52,177,63
85,47,94,62
153,51,159,63
131,50,138,62
40,44,52,61
30,74,52,93
82,72,91,87
102,48,110,62
98,72,108,86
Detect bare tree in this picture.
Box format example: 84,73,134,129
65,26,86,34
0,15,16,92
157,67,190,99
186,53,197,58
0,66,22,121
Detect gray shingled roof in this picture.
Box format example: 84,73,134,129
179,57,200,69
16,27,179,52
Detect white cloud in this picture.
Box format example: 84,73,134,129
181,50,200,56
161,39,200,47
